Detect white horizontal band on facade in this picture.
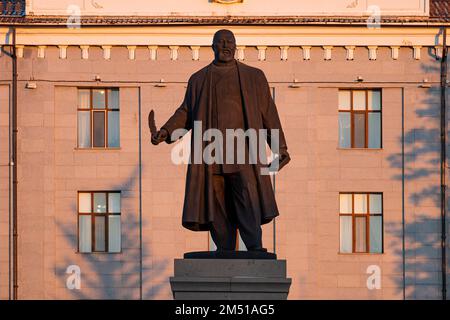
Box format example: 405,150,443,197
80,45,89,60
102,45,112,60
6,45,445,61
190,46,201,61
257,46,267,61
302,46,311,60
368,46,378,60
169,46,179,61
280,46,289,61
127,46,137,60
1,26,448,47
345,46,355,60
391,46,400,60
15,45,24,58
58,45,68,59
25,0,430,17
413,46,422,60
322,46,333,60
148,46,158,60
37,45,46,59
236,46,246,61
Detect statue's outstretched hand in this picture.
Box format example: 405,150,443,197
151,128,168,145
148,109,168,145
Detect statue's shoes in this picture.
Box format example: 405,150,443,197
247,247,268,252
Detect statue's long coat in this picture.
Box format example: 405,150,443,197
161,61,288,231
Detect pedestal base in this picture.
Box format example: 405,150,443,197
170,258,291,300
184,250,277,260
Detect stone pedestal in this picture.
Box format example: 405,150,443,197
170,256,291,300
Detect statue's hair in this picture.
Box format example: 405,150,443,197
212,29,236,44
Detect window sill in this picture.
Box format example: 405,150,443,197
74,147,121,151
338,252,384,255
76,251,123,254
337,148,383,151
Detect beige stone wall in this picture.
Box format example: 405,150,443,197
50,86,141,299
0,41,448,299
26,0,429,17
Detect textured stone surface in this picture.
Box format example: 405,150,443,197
175,258,286,278
184,250,276,260
0,43,448,299
170,259,291,300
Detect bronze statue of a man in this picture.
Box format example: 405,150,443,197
150,29,290,252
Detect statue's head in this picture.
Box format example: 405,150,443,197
212,29,236,63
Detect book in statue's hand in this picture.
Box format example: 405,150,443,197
148,109,157,136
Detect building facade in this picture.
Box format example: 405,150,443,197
0,0,449,299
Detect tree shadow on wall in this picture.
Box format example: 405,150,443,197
55,166,169,300
385,57,446,299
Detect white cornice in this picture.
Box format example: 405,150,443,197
80,45,89,59
368,46,378,60
257,46,267,61
169,46,179,60
1,25,448,62
58,45,68,59
236,46,246,61
10,44,438,61
37,45,46,58
148,46,158,60
345,46,355,60
1,26,448,47
322,46,333,60
280,46,289,61
390,46,400,60
301,46,311,60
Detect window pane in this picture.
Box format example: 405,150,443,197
108,88,119,110
339,113,351,148
94,216,106,252
353,91,366,110
93,89,106,109
354,113,366,148
355,217,367,252
369,194,382,214
354,193,367,213
368,90,381,111
93,193,107,213
79,216,92,253
370,216,382,253
108,111,120,147
108,216,121,253
78,89,90,109
93,111,105,147
339,91,351,110
340,194,352,213
78,193,91,213
108,193,121,213
77,111,91,148
340,216,352,253
368,112,381,148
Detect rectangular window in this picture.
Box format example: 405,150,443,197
338,89,381,149
339,192,383,253
78,191,121,253
77,88,120,148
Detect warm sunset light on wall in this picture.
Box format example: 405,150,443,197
212,0,244,4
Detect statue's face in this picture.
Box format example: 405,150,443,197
212,30,236,63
